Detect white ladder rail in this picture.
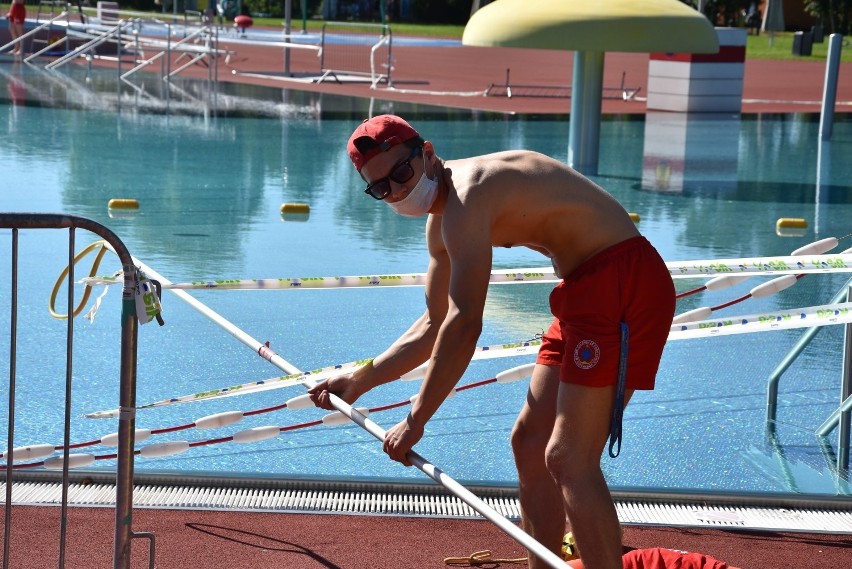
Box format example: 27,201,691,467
121,24,215,81
45,19,138,70
167,52,208,79
25,33,75,63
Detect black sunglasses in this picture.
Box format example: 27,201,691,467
364,146,423,200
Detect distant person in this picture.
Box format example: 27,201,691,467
309,115,676,569
6,0,26,56
569,547,740,569
745,5,761,35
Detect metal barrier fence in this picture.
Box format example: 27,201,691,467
0,213,146,569
318,21,392,86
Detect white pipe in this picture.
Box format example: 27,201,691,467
819,34,843,141
131,256,567,569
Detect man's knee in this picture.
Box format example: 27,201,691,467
544,437,602,485
510,419,548,462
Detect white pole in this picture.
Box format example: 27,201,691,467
819,33,843,141
284,0,292,76
568,50,604,175
132,257,569,569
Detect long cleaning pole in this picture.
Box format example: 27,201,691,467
133,257,568,569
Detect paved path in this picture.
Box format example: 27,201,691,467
206,36,852,115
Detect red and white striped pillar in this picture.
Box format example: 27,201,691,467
647,28,747,113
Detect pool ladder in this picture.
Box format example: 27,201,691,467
15,7,226,89
766,275,852,472
30,0,87,56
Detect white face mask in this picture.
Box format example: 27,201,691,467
386,155,439,218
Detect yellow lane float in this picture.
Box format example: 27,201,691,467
280,203,310,222
776,217,808,237
107,198,139,210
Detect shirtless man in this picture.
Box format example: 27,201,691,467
309,115,675,569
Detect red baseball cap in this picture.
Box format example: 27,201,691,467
347,115,421,172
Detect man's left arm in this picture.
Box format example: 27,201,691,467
382,207,494,465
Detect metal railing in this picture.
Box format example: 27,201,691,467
766,275,852,471
318,21,392,86
485,69,642,101
0,213,146,569
44,19,139,70
118,22,220,82
17,7,228,82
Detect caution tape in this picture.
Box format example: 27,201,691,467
668,302,852,340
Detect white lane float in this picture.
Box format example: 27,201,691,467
100,429,153,447
43,453,96,470
1,444,56,461
232,426,281,444
139,441,191,458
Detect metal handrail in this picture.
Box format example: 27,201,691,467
369,31,392,89
120,23,212,81
165,24,221,80
766,275,852,424
319,21,392,84
819,280,852,470
0,213,143,569
45,19,138,70
818,393,852,436
765,275,852,471
25,33,73,62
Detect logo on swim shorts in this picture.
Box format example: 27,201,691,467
573,340,600,369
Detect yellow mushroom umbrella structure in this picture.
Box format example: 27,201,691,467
463,0,719,174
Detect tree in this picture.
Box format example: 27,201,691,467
804,0,852,34
679,0,753,27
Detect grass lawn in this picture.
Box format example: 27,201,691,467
744,31,851,62
251,19,852,63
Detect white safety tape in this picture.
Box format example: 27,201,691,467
78,253,852,291
669,302,852,340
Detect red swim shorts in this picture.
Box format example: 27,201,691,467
536,236,675,390
7,3,25,25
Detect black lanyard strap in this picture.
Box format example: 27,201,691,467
608,322,629,458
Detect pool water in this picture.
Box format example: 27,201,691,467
1,65,852,497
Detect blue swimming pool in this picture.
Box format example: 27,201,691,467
1,65,851,498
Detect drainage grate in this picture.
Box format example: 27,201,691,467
615,500,852,533
1,481,522,519
3,480,851,533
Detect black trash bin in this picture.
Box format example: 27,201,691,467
792,31,814,56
